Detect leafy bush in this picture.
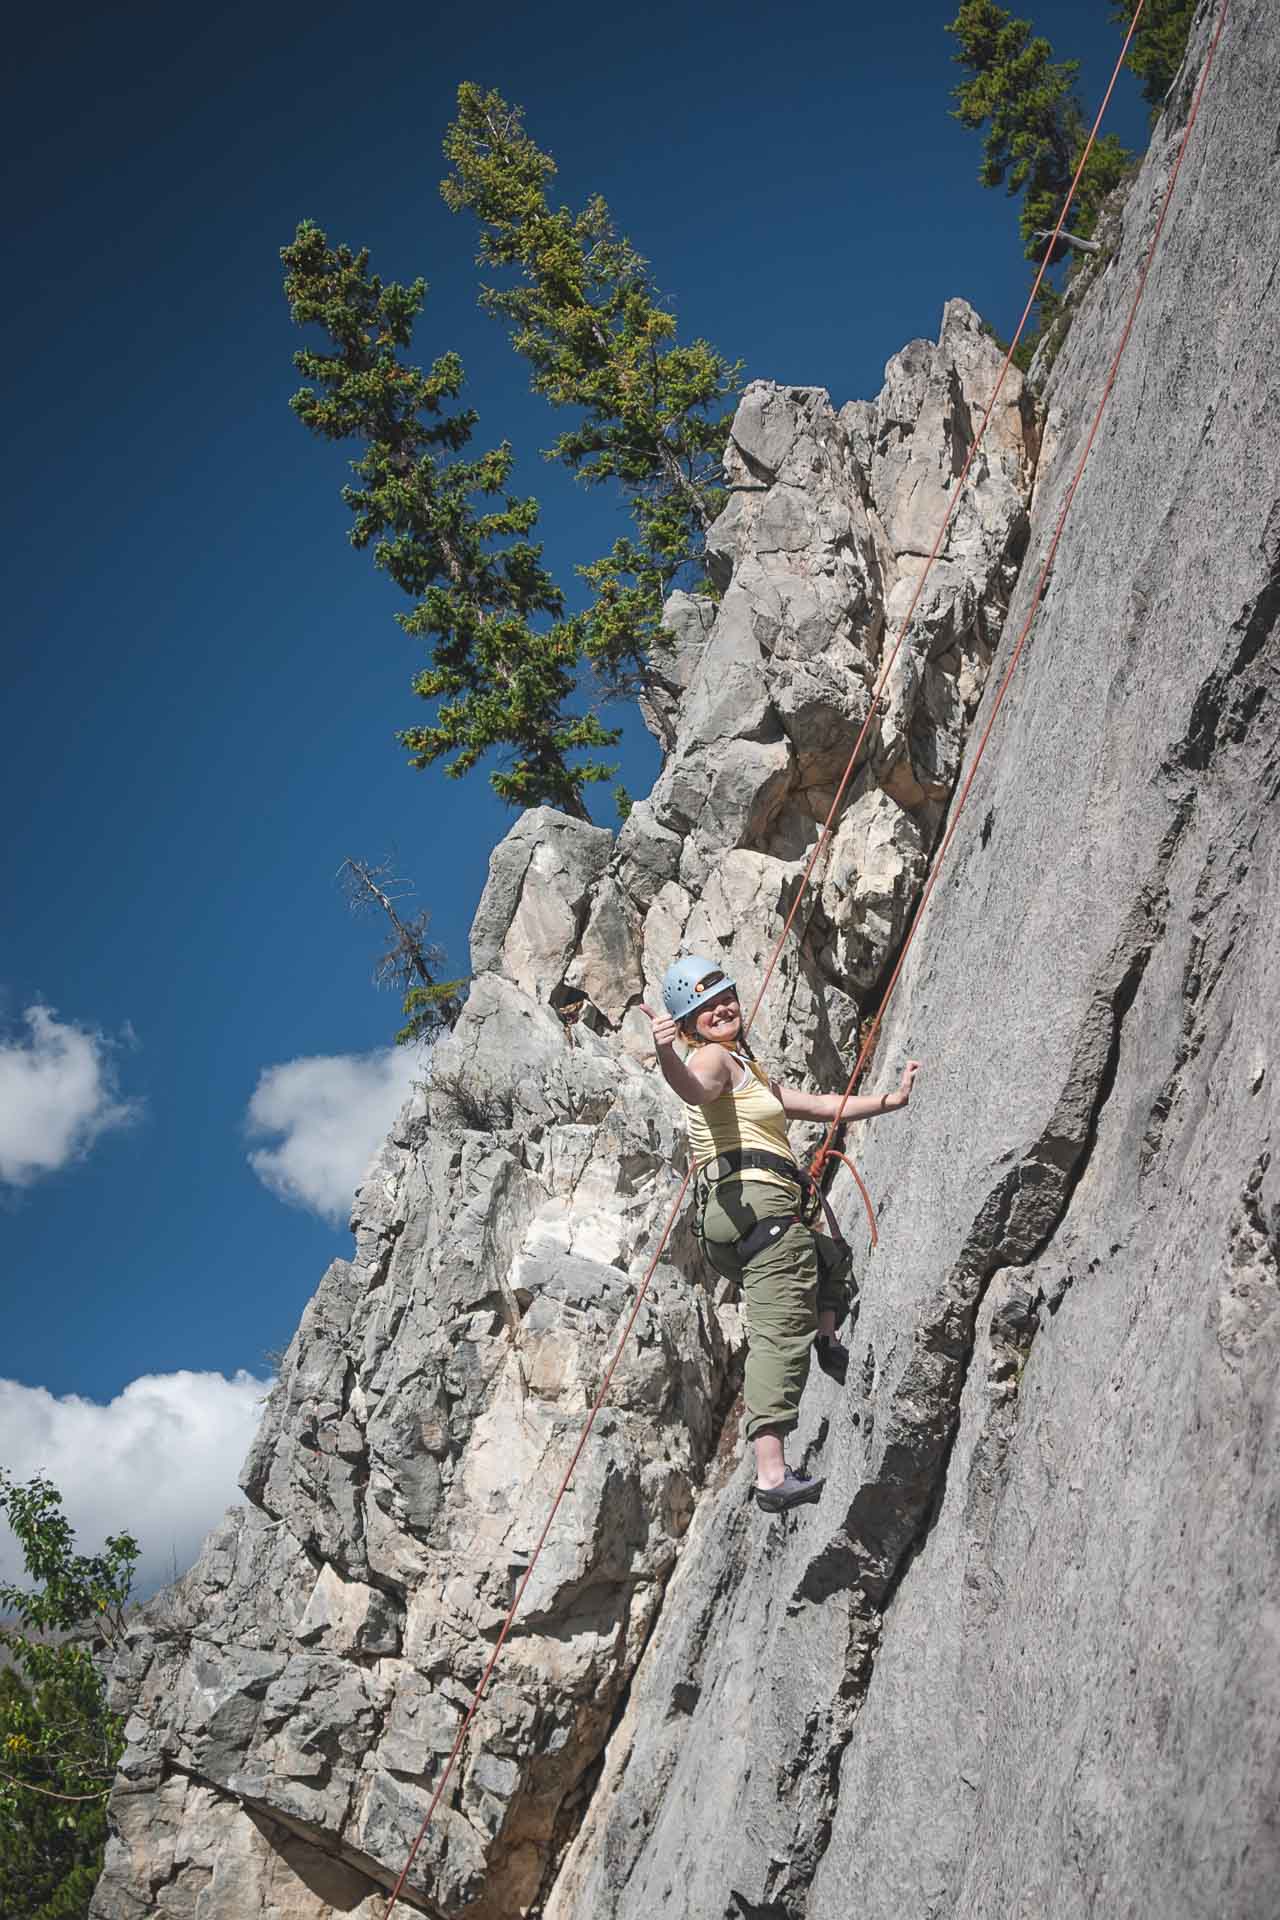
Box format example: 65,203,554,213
0,1473,137,1920
428,1064,516,1132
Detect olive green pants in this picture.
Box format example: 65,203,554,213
696,1177,853,1441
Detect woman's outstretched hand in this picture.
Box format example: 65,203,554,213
639,1003,679,1052
898,1059,922,1105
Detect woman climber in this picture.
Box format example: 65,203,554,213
641,955,920,1514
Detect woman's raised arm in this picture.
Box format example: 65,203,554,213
640,1004,736,1107
777,1059,921,1122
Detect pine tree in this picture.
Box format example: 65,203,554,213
441,85,741,697
337,856,466,1047
946,2,1132,364
283,220,619,818
0,1473,137,1920
1112,0,1197,116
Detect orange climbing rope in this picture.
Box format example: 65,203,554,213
382,2,1231,1906
818,1148,879,1249
810,0,1231,1188
740,0,1154,1042
739,0,1151,1234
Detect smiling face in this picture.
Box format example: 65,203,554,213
686,982,742,1047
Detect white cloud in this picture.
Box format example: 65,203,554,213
246,1046,422,1224
0,1004,140,1187
0,1370,269,1596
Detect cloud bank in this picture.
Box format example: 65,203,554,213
0,1003,140,1187
246,1046,422,1224
0,1370,269,1596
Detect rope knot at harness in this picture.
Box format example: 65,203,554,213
810,1146,879,1250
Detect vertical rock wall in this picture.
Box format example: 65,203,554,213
544,5,1280,1917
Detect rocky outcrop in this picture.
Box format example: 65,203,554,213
469,809,613,995
610,299,1034,1095
93,5,1277,1914
99,983,731,1919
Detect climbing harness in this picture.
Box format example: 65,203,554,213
693,1145,860,1261
381,2,1232,1906
698,1145,817,1197
694,1146,826,1275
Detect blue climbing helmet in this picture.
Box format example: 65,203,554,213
661,953,738,1024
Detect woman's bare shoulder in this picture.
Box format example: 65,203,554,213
684,1045,735,1100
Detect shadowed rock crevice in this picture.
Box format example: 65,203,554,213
1174,542,1280,775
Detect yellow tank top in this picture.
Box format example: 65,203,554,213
683,1050,799,1194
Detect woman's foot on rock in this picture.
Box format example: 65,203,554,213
754,1468,825,1513
814,1334,849,1385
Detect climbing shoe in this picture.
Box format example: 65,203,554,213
814,1336,849,1385
754,1469,825,1514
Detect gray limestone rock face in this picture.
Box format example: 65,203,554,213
563,875,644,1025
93,972,738,1919
613,798,684,912
819,785,928,995
90,9,1280,1915
469,807,613,994
540,7,1280,1919
637,589,717,750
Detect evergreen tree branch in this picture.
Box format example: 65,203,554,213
945,1,1136,367
1111,0,1197,117
0,1772,112,1804
283,220,617,816
441,85,739,696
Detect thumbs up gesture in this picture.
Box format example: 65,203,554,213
639,1002,679,1052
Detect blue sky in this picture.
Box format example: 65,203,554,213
0,0,1150,1586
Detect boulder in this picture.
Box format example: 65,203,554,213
469,808,613,994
